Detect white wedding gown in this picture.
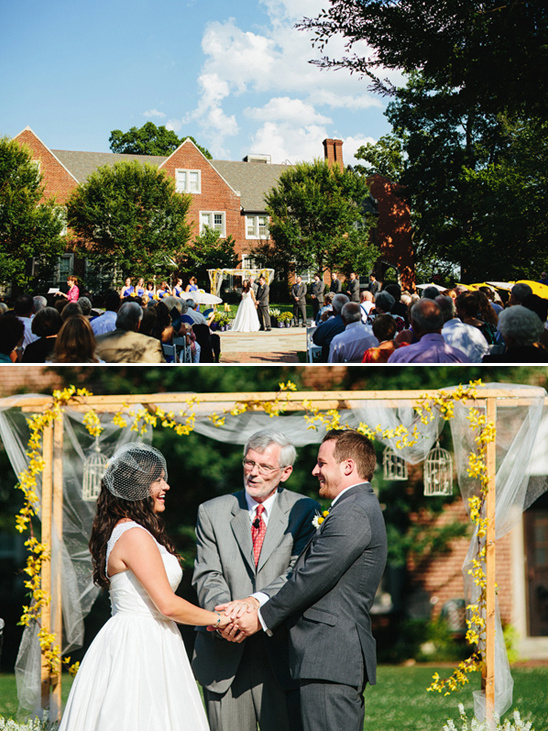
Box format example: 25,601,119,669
59,522,209,731
231,291,260,332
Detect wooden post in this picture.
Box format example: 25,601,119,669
51,415,64,715
484,395,497,727
40,423,54,707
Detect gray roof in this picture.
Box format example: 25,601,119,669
50,149,290,212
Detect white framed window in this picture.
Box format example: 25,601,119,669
175,169,201,194
200,211,226,237
241,255,258,270
55,254,74,283
245,214,269,239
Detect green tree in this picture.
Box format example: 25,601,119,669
178,227,239,285
299,0,548,119
384,74,548,280
0,137,65,286
257,160,379,279
66,161,192,276
354,134,406,182
109,121,212,159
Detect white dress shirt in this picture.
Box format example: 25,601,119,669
442,318,489,363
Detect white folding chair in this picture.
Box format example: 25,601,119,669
306,325,321,363
173,336,192,363
162,343,176,363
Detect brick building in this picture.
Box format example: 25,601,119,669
12,127,415,291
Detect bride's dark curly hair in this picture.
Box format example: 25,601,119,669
89,483,179,589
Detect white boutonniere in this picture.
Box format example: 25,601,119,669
312,510,330,530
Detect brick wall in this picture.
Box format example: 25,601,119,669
14,128,78,205
160,140,247,257
0,365,62,398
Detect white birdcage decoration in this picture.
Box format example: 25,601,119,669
82,437,108,501
382,446,408,481
423,441,453,496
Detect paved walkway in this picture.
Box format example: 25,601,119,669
218,325,308,363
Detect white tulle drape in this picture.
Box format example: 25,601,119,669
1,385,547,721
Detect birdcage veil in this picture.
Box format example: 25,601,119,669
103,443,167,501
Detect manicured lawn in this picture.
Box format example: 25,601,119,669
1,665,547,729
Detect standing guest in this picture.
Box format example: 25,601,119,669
120,277,134,299
0,316,25,363
185,276,199,293
330,272,342,294
256,276,271,332
58,443,230,731
310,274,325,320
312,293,349,361
367,273,380,296
362,314,398,363
346,272,360,303
328,302,378,363
436,295,490,363
192,430,319,731
223,429,387,731
91,291,121,337
57,275,80,303
50,315,101,363
22,307,63,363
13,294,38,350
483,306,548,362
291,275,307,327
388,299,470,363
95,302,165,363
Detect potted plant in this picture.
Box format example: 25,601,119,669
278,311,293,327
269,308,280,328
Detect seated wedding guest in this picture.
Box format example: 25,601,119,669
184,300,218,363
383,282,408,323
522,293,548,350
479,286,503,316
436,295,489,363
95,301,165,363
316,292,335,324
359,291,374,323
172,300,201,362
328,302,378,362
455,291,498,345
14,294,38,350
371,291,405,331
22,307,63,363
388,299,470,363
33,295,47,314
483,305,548,362
60,301,83,322
91,291,121,337
150,301,175,343
77,297,93,318
0,303,8,315
508,281,532,307
0,315,25,362
50,315,101,363
362,314,398,363
312,293,349,361
421,285,442,300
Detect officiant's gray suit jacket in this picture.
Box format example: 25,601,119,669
260,483,387,688
192,487,319,694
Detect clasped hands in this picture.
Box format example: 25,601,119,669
207,597,262,643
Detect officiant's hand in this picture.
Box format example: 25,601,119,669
216,597,259,620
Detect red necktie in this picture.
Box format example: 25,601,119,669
252,505,266,566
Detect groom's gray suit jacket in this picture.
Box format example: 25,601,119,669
260,483,387,688
192,487,319,694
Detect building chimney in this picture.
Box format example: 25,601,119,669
323,138,344,171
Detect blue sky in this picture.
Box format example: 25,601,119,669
1,0,398,165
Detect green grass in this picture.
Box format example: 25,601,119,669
1,666,547,729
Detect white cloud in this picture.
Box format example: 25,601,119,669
143,108,166,119
249,121,330,164
245,97,331,125
341,135,377,165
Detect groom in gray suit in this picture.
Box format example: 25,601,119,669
192,430,318,731
222,429,387,731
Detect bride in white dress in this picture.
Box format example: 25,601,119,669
231,280,260,332
59,443,231,731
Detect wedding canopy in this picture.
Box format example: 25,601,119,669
207,268,275,297
1,384,547,724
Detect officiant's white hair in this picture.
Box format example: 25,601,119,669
244,429,296,468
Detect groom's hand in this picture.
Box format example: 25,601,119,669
234,609,261,637
216,597,259,620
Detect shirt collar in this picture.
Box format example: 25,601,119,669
331,482,366,507
245,489,278,518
